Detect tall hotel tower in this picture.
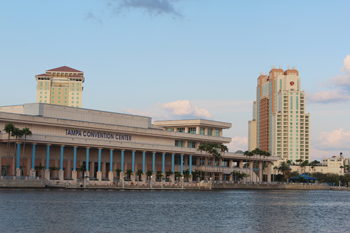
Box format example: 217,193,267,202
248,66,310,162
35,66,85,108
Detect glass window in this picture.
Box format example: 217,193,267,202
40,82,43,86
52,96,54,99
40,96,42,98
207,128,212,136
64,101,67,103
188,141,196,148
188,127,196,134
52,88,55,90
71,101,74,103
177,128,185,132
59,88,61,91
215,129,220,136
175,140,184,147
44,100,47,103
65,88,67,91
45,83,47,86
65,97,67,99
77,84,80,87
58,97,60,99
77,93,79,95
72,93,74,95
72,84,75,87
51,101,54,103
58,101,60,104
76,101,79,104
58,92,60,95
72,97,74,99
65,92,67,95
40,100,42,103
200,128,205,135
166,128,174,131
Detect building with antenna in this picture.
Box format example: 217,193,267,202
35,66,85,108
248,66,310,163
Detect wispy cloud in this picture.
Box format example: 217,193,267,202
113,0,183,18
227,136,248,153
85,12,102,24
308,55,350,103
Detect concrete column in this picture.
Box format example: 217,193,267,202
152,152,156,173
162,153,165,174
204,128,208,135
259,161,263,182
132,151,135,173
268,162,272,182
172,154,175,173
142,151,146,173
189,155,192,175
121,150,125,172
59,145,64,181
219,158,223,166
196,126,200,134
109,149,114,182
204,157,208,166
219,173,223,181
16,143,21,177
86,147,90,171
249,161,253,182
181,154,184,174
239,160,243,169
229,159,233,168
185,127,188,133
30,144,36,177
45,144,51,180
97,148,102,181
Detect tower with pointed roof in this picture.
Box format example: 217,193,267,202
35,66,85,108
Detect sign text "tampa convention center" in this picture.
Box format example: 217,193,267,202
65,129,132,141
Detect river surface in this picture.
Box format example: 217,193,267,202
0,189,349,232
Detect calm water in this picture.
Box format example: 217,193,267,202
0,189,349,232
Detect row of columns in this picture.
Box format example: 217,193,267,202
14,143,272,182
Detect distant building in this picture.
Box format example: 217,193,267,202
290,153,349,175
248,66,310,163
35,66,85,108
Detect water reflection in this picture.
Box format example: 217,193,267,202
0,189,349,232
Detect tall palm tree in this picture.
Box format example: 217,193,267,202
273,166,279,182
4,123,15,175
115,168,122,186
21,127,32,173
183,169,191,181
277,161,290,181
136,169,143,181
50,165,59,178
35,163,45,178
77,165,86,178
125,169,133,180
166,169,173,182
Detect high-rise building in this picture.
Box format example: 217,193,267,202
248,66,310,162
35,66,85,108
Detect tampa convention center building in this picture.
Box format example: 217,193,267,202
0,103,278,184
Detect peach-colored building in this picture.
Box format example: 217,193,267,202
248,66,310,163
35,66,85,108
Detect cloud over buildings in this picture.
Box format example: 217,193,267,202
121,100,213,121
313,128,350,151
227,136,248,153
308,55,350,103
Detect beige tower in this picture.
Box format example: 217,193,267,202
248,66,310,162
35,66,85,108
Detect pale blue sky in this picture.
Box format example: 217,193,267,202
1,0,350,159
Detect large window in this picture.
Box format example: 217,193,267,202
175,140,184,147
166,128,174,131
207,128,212,136
188,127,196,134
188,141,196,148
200,128,205,135
177,128,185,132
215,129,220,137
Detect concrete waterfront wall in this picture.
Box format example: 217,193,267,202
0,179,45,188
212,183,332,190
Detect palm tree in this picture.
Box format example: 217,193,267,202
136,169,143,181
301,160,309,174
21,127,32,173
4,123,15,175
77,165,86,178
115,168,122,186
35,163,45,178
125,169,133,181
175,173,183,182
49,165,59,178
273,166,279,182
277,161,290,181
166,169,173,182
183,169,191,181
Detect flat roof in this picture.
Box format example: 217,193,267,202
154,119,232,129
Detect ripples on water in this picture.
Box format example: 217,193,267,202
0,189,349,232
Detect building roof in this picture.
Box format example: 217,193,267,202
70,75,84,78
46,66,82,73
35,74,52,77
154,119,232,129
